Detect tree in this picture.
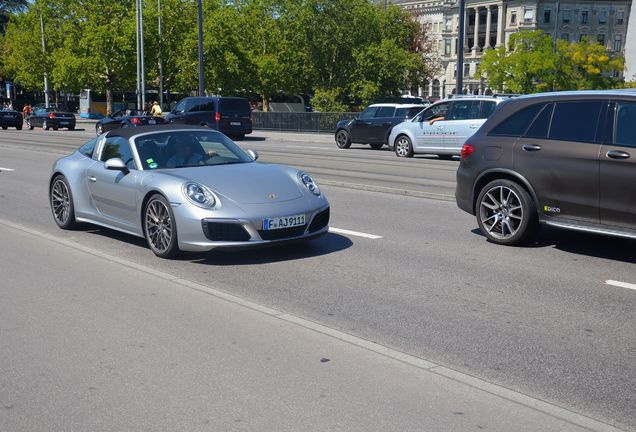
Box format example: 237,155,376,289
0,0,27,33
478,30,559,93
556,38,625,90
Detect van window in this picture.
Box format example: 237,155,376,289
447,100,481,120
375,106,396,118
524,104,554,139
615,102,636,147
173,100,187,114
190,99,215,112
480,101,497,119
549,101,603,143
418,102,449,121
489,103,544,137
218,98,250,115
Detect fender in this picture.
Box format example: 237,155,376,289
473,168,540,213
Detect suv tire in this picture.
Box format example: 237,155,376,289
476,179,538,246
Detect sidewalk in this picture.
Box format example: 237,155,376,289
0,220,625,432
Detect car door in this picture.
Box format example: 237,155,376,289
599,100,636,229
350,106,378,143
441,100,483,152
413,101,450,151
86,136,140,232
369,106,396,143
513,100,603,223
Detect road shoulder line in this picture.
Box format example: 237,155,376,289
0,217,627,432
319,178,456,201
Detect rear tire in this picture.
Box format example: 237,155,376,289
1,126,7,130
144,194,180,259
394,135,413,158
53,126,59,131
335,129,351,149
476,179,538,246
68,125,75,131
50,175,77,230
369,143,384,150
16,125,22,130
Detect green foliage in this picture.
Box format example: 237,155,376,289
312,87,348,112
478,30,625,93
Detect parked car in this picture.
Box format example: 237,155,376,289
388,96,503,159
48,125,329,258
0,108,23,130
95,109,167,135
456,89,636,245
165,96,252,139
334,103,426,150
26,106,76,131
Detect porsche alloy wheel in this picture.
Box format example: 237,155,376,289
144,195,180,258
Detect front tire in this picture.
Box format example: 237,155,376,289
16,124,22,130
43,120,50,130
144,194,180,258
27,120,34,130
50,175,77,230
335,129,351,149
395,135,413,158
476,179,538,246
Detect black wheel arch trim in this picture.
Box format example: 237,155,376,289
472,169,540,214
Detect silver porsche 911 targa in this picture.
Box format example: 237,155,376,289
49,125,330,258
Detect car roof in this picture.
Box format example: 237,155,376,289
105,124,216,140
515,89,636,101
368,103,426,108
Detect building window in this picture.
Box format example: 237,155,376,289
617,10,624,25
598,10,607,24
562,33,569,41
597,34,605,46
614,35,622,52
511,11,517,25
444,39,451,56
464,63,471,78
563,9,571,23
581,11,588,24
544,9,551,23
445,18,452,31
432,80,440,98
523,9,534,23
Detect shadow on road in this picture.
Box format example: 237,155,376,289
187,232,352,266
471,226,636,264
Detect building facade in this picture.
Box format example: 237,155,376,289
390,0,632,98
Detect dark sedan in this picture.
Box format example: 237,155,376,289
0,109,23,130
95,109,168,135
27,107,76,131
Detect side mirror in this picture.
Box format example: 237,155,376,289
246,149,259,160
104,158,129,173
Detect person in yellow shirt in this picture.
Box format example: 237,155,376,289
150,101,162,117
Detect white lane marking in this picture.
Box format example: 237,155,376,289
329,227,383,240
0,167,15,172
605,280,636,291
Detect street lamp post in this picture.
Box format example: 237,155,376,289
136,0,141,110
158,0,164,109
456,0,466,95
39,13,50,108
197,0,205,96
136,0,146,111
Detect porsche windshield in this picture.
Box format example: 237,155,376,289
133,131,253,170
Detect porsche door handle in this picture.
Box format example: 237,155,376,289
606,150,630,159
88,176,97,183
522,144,542,152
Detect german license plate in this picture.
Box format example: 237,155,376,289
148,119,156,125
230,121,241,126
263,214,305,231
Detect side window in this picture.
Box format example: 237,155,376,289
374,106,396,118
489,103,544,137
549,101,603,143
359,107,379,120
190,99,215,112
78,138,98,158
173,100,187,113
615,102,636,148
447,100,481,120
420,102,449,121
480,101,497,119
524,104,554,139
100,137,136,169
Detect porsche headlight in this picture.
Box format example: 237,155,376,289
298,172,320,196
182,182,216,208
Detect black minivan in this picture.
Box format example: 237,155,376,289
166,96,252,139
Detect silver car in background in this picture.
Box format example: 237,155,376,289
49,125,330,258
387,97,504,159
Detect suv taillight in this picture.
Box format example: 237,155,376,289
460,143,475,160
215,111,221,122
48,113,56,118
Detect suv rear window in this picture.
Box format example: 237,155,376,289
615,102,636,147
218,98,250,115
524,104,554,139
489,103,544,137
549,101,603,143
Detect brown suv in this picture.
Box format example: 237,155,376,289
456,90,636,245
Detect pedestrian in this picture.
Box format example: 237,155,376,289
150,100,162,117
22,103,31,119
